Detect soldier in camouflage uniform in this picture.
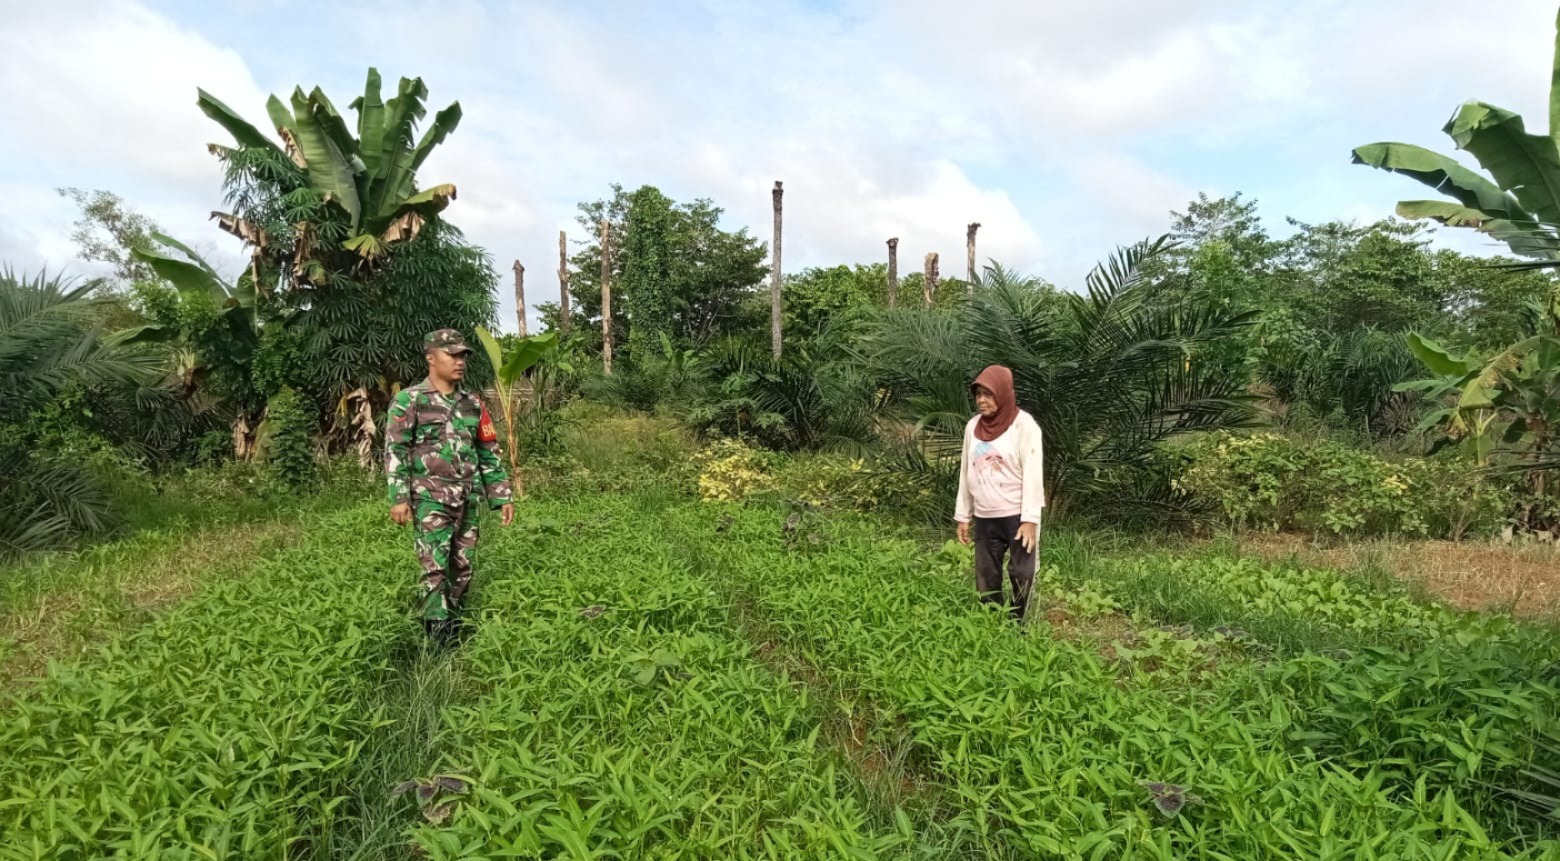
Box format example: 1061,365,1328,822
385,329,515,637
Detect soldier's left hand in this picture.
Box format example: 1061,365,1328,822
500,503,515,526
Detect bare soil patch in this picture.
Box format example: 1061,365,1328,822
1237,533,1560,619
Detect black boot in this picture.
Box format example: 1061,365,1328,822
426,617,464,646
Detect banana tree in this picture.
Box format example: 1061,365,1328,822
1398,323,1560,518
198,68,461,266
1352,9,1560,265
1394,334,1507,465
121,233,264,458
474,326,561,497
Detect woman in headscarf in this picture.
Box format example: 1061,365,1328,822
954,365,1045,623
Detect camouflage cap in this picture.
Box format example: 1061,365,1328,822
424,328,474,356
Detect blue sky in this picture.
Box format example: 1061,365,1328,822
3,0,1557,332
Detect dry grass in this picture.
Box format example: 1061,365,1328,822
1233,533,1560,619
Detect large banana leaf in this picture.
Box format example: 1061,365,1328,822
1445,101,1560,227
106,323,178,346
150,232,227,290
1405,332,1479,377
368,183,457,239
474,326,506,390
1462,335,1546,411
408,103,462,178
474,326,558,388
308,87,367,180
369,77,430,219
1395,200,1492,227
289,88,362,229
265,94,292,136
1351,142,1527,219
1396,201,1557,258
1551,6,1560,150
500,332,558,384
350,68,387,180
197,89,279,153
131,245,229,302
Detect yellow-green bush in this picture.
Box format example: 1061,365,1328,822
692,438,781,502
1176,432,1512,539
777,454,937,514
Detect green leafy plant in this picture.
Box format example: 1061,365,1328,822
691,438,781,501
0,270,167,556
474,326,560,493
258,386,317,490
1176,431,1513,539
1396,328,1560,531
0,505,411,857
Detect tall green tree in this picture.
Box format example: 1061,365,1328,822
781,264,889,338
1279,219,1449,334
56,188,165,289
199,69,461,266
567,185,767,353
622,186,676,355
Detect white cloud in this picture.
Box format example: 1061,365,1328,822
1071,154,1193,231
0,0,266,194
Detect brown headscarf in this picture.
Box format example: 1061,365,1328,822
971,365,1018,441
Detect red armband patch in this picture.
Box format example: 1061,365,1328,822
478,403,498,442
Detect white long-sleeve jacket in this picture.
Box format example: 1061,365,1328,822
954,411,1045,525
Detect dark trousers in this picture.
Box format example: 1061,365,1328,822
973,515,1036,622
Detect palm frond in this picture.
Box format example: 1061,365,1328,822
862,250,1254,520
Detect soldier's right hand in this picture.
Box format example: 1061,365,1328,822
390,502,413,526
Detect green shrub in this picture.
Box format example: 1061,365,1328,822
1176,432,1512,539
1405,458,1516,541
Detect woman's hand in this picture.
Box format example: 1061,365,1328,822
1015,522,1037,554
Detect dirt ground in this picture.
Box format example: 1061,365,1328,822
1235,533,1560,619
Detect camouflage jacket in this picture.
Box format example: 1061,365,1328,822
384,379,512,509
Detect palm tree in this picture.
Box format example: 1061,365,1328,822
0,270,164,556
692,324,878,453
859,240,1258,520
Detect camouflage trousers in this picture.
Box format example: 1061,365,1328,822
413,492,482,621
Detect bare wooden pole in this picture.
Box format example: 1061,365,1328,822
886,237,899,308
600,219,613,375
966,222,981,288
771,180,784,360
512,260,527,337
557,230,571,337
923,252,939,308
